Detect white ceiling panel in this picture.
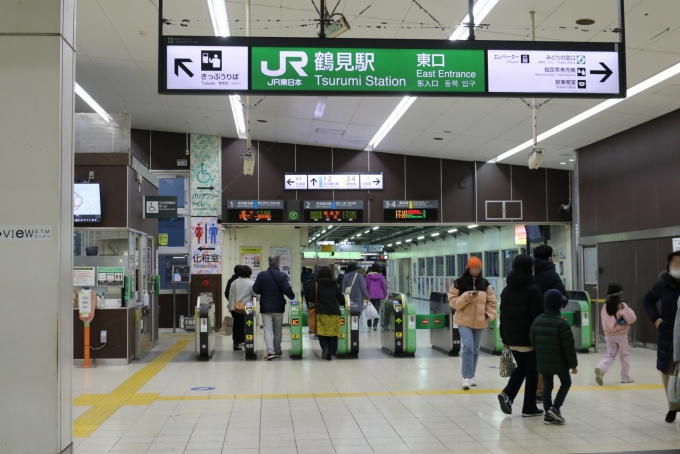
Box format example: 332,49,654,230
373,128,422,154
395,98,456,132
349,97,403,127
426,98,504,136
432,135,491,160
76,56,124,101
336,124,379,149
317,96,362,123
89,57,161,105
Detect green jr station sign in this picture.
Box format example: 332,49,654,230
252,47,484,93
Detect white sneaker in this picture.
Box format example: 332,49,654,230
621,377,635,383
462,378,471,390
469,377,477,387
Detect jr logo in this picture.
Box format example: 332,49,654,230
261,51,308,77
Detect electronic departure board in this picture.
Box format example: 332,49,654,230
303,201,364,223
226,200,284,222
383,200,439,222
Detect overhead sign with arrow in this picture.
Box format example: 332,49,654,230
285,172,383,191
166,44,248,92
487,49,622,96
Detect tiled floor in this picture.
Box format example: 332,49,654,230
73,314,680,454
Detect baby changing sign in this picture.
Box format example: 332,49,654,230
191,217,221,275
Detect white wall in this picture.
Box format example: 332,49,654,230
389,225,572,298
222,226,306,317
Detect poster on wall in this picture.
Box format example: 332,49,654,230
73,267,96,287
240,247,262,279
191,217,221,274
190,134,221,217
271,247,292,283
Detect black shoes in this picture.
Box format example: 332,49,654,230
321,350,329,360
522,409,545,417
547,406,565,424
498,393,512,415
233,345,242,351
665,410,678,423
544,414,556,424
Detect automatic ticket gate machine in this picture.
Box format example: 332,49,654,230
429,292,461,356
337,295,361,358
290,300,303,359
244,298,258,360
195,295,216,360
564,291,593,353
381,292,416,357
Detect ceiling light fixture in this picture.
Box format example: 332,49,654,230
327,225,333,229
75,83,116,126
491,60,680,163
364,1,499,152
417,236,425,240
364,229,370,233
314,97,327,119
206,0,246,139
364,97,416,151
468,224,479,229
560,162,567,165
431,232,440,237
448,228,458,233
405,239,412,242
322,230,327,233
356,233,362,237
373,226,379,230
387,243,393,247
569,158,575,162
396,241,402,245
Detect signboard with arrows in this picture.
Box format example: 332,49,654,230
285,172,383,190
165,43,248,92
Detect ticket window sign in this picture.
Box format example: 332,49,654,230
78,290,96,323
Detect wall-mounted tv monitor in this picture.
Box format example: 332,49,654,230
74,183,102,223
525,225,550,244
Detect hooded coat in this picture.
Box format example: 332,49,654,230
342,265,369,307
530,309,578,375
644,271,680,372
533,258,568,301
499,270,543,347
365,271,387,300
304,277,344,316
447,273,497,329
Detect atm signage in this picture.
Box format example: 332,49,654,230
159,36,625,99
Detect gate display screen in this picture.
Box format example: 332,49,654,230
225,200,284,223
303,201,364,223
383,200,439,222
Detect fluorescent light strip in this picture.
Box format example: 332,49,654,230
364,0,499,151
492,60,680,163
431,232,440,237
207,0,247,139
75,83,116,126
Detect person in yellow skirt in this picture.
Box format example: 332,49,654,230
307,266,345,360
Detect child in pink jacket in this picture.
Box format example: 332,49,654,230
595,283,637,385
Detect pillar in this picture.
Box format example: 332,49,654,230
0,1,75,453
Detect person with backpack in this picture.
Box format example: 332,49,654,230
595,283,636,386
252,255,296,360
530,289,578,425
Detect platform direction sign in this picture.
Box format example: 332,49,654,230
159,36,625,99
285,172,383,190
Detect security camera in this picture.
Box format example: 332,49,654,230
560,203,572,214
528,148,545,170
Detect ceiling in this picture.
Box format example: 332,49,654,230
75,0,680,169
307,224,491,250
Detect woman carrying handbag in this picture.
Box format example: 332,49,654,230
228,265,255,351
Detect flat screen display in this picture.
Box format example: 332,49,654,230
74,183,102,223
525,225,544,243
303,209,363,222
226,209,284,222
383,208,439,222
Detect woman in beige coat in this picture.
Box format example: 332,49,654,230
448,256,497,389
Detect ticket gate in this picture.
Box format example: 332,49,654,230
381,292,416,357
290,301,303,359
429,292,461,356
244,299,257,360
337,296,361,358
195,297,215,361
480,316,504,355
565,291,593,353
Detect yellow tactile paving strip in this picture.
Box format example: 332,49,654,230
73,339,191,438
74,383,663,409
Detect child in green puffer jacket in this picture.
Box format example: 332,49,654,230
530,289,578,425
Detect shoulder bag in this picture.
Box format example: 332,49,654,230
233,280,247,314
668,362,680,404
344,273,358,296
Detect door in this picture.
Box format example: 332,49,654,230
582,246,598,299
398,258,411,295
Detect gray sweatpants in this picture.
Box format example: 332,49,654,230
262,312,283,355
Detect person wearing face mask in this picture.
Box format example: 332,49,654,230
448,256,497,390
644,251,680,424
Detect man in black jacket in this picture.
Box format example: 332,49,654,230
253,255,296,360
533,244,568,400
533,245,568,300
224,265,241,300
